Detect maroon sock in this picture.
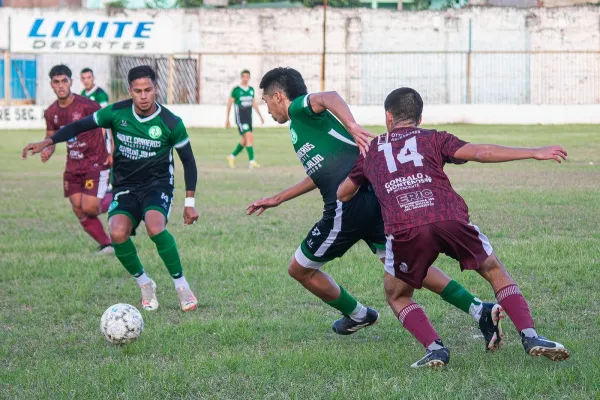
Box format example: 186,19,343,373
80,216,111,247
100,192,114,214
496,284,534,332
398,302,441,348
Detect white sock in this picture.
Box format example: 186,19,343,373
349,302,367,322
427,340,444,351
469,298,484,322
521,328,538,338
135,272,151,287
173,275,189,289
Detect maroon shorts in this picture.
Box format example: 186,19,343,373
63,169,110,198
384,220,493,288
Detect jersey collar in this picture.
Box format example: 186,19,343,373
132,102,162,123
85,85,99,96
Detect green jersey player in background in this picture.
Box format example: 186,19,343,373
225,70,264,169
81,67,114,214
247,68,502,344
23,66,200,312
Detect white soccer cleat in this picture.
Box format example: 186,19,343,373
140,279,159,311
177,286,198,312
249,160,261,169
227,155,236,169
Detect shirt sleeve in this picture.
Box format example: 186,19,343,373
98,90,109,107
93,106,113,129
288,94,325,123
171,119,190,149
44,108,58,131
230,87,237,99
438,131,469,165
347,154,368,187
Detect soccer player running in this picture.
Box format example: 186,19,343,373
337,87,570,368
225,70,264,169
36,65,113,254
80,67,114,213
248,68,502,341
23,66,200,312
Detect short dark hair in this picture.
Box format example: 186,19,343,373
128,65,156,85
384,87,423,125
80,68,94,75
259,67,307,101
49,65,72,79
241,69,250,76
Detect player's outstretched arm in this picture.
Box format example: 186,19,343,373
225,97,234,128
453,143,568,164
175,143,199,225
308,91,376,157
247,176,317,216
337,177,361,202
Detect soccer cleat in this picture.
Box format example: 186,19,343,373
479,303,504,351
411,343,450,369
98,244,115,255
521,334,570,361
226,155,236,169
177,286,198,312
249,160,260,169
140,279,159,311
332,307,379,335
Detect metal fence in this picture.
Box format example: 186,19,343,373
1,51,599,106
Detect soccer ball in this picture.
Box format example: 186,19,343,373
100,303,144,345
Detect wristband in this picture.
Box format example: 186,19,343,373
184,197,195,208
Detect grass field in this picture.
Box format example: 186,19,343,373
1,125,599,399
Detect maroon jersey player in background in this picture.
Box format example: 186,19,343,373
38,65,113,254
338,87,569,368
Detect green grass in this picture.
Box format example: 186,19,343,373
1,125,599,399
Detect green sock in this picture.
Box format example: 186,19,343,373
113,238,144,277
324,285,358,316
231,144,244,157
440,280,482,315
246,146,255,161
150,230,183,279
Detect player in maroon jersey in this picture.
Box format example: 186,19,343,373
38,65,113,254
338,87,570,368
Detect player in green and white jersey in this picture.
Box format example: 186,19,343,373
23,66,200,312
247,68,500,341
225,70,264,169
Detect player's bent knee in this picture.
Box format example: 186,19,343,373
288,257,314,281
109,227,130,244
82,204,100,217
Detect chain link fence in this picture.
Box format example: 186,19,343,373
1,51,599,106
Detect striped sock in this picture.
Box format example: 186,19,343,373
398,302,441,348
496,284,535,333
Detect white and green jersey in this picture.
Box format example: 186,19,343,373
231,86,255,109
81,85,109,107
288,94,359,217
93,99,190,189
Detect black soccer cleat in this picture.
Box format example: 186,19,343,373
410,342,450,369
332,307,379,335
479,303,504,351
521,334,570,361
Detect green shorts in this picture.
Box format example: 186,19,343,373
108,184,174,234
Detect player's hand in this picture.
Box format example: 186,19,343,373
225,120,231,129
103,154,113,168
183,206,199,225
246,196,281,216
22,139,53,160
40,144,55,163
347,122,376,157
533,146,568,163
260,117,265,125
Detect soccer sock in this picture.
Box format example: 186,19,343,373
324,285,359,316
80,216,111,246
495,284,535,334
246,146,255,161
440,280,483,321
150,229,184,279
173,275,189,289
398,302,441,348
135,272,152,287
231,143,244,157
100,192,114,214
113,238,145,277
350,303,368,322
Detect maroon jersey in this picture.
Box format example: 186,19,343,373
348,127,470,234
44,94,106,174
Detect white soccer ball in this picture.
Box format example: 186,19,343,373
100,303,144,345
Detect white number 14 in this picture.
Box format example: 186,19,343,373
378,137,424,173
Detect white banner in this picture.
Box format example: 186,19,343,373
7,10,183,54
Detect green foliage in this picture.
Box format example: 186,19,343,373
303,0,360,8
105,0,128,7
